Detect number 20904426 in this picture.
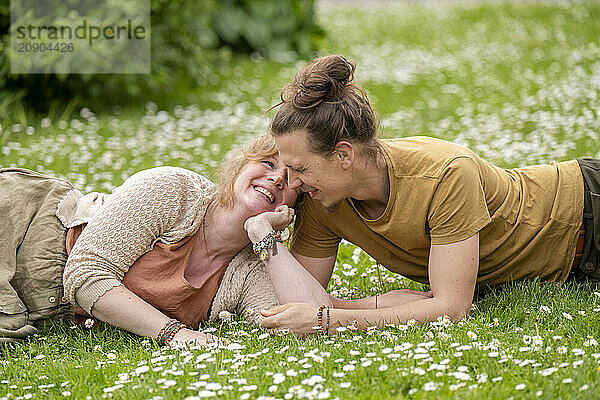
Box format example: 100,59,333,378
17,42,74,52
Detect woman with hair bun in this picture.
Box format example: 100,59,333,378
257,54,599,336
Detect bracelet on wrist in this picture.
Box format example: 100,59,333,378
156,319,186,346
316,305,331,334
317,305,326,332
252,230,282,261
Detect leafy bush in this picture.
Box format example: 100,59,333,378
0,0,323,116
212,0,324,57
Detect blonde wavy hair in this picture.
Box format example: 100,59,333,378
215,133,279,208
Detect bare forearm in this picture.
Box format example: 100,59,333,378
328,296,469,332
265,243,333,307
329,295,375,309
91,285,211,344
261,235,479,337
90,285,174,338
330,289,432,309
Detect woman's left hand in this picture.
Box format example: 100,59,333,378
244,205,295,243
260,302,322,337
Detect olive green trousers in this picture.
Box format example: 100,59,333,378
572,158,600,283
1,168,74,344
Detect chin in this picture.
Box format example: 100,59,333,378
251,203,275,215
240,198,270,216
249,190,278,212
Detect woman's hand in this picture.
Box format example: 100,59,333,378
171,328,220,346
244,205,295,243
91,285,224,348
260,302,321,337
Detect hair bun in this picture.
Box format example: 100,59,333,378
282,55,356,110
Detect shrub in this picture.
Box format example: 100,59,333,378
0,0,323,116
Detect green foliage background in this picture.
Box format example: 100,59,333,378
0,0,323,116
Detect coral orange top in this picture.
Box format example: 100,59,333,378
66,224,227,329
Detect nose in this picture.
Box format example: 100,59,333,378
268,169,285,189
287,169,302,189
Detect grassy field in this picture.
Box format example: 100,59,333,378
2,1,600,399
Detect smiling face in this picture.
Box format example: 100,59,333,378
232,155,298,216
275,130,349,212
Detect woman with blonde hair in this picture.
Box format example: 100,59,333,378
0,133,310,345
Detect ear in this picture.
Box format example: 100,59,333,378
333,141,354,169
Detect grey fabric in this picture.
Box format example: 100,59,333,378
572,158,600,283
0,168,74,343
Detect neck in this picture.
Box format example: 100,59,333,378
349,151,389,209
201,200,251,261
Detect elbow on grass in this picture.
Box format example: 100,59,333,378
450,305,471,322
439,301,472,323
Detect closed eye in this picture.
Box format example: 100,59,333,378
289,166,306,174
261,160,275,168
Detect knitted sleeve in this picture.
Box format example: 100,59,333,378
209,246,279,325
62,167,214,315
235,261,279,325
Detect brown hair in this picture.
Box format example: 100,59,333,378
270,55,380,160
215,133,279,208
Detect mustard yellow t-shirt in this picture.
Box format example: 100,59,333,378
292,137,585,286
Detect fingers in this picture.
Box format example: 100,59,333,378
260,316,277,329
282,206,295,219
272,209,294,231
244,207,294,235
274,205,294,219
275,205,288,213
205,333,216,343
260,304,288,316
243,217,253,232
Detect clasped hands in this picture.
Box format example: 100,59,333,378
259,289,434,337
259,302,332,337
244,207,435,336
244,207,326,337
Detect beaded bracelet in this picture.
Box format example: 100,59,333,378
253,231,282,261
325,306,331,334
317,305,326,331
156,319,186,346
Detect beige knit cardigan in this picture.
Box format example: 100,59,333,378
57,167,278,325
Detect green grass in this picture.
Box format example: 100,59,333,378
2,1,600,399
